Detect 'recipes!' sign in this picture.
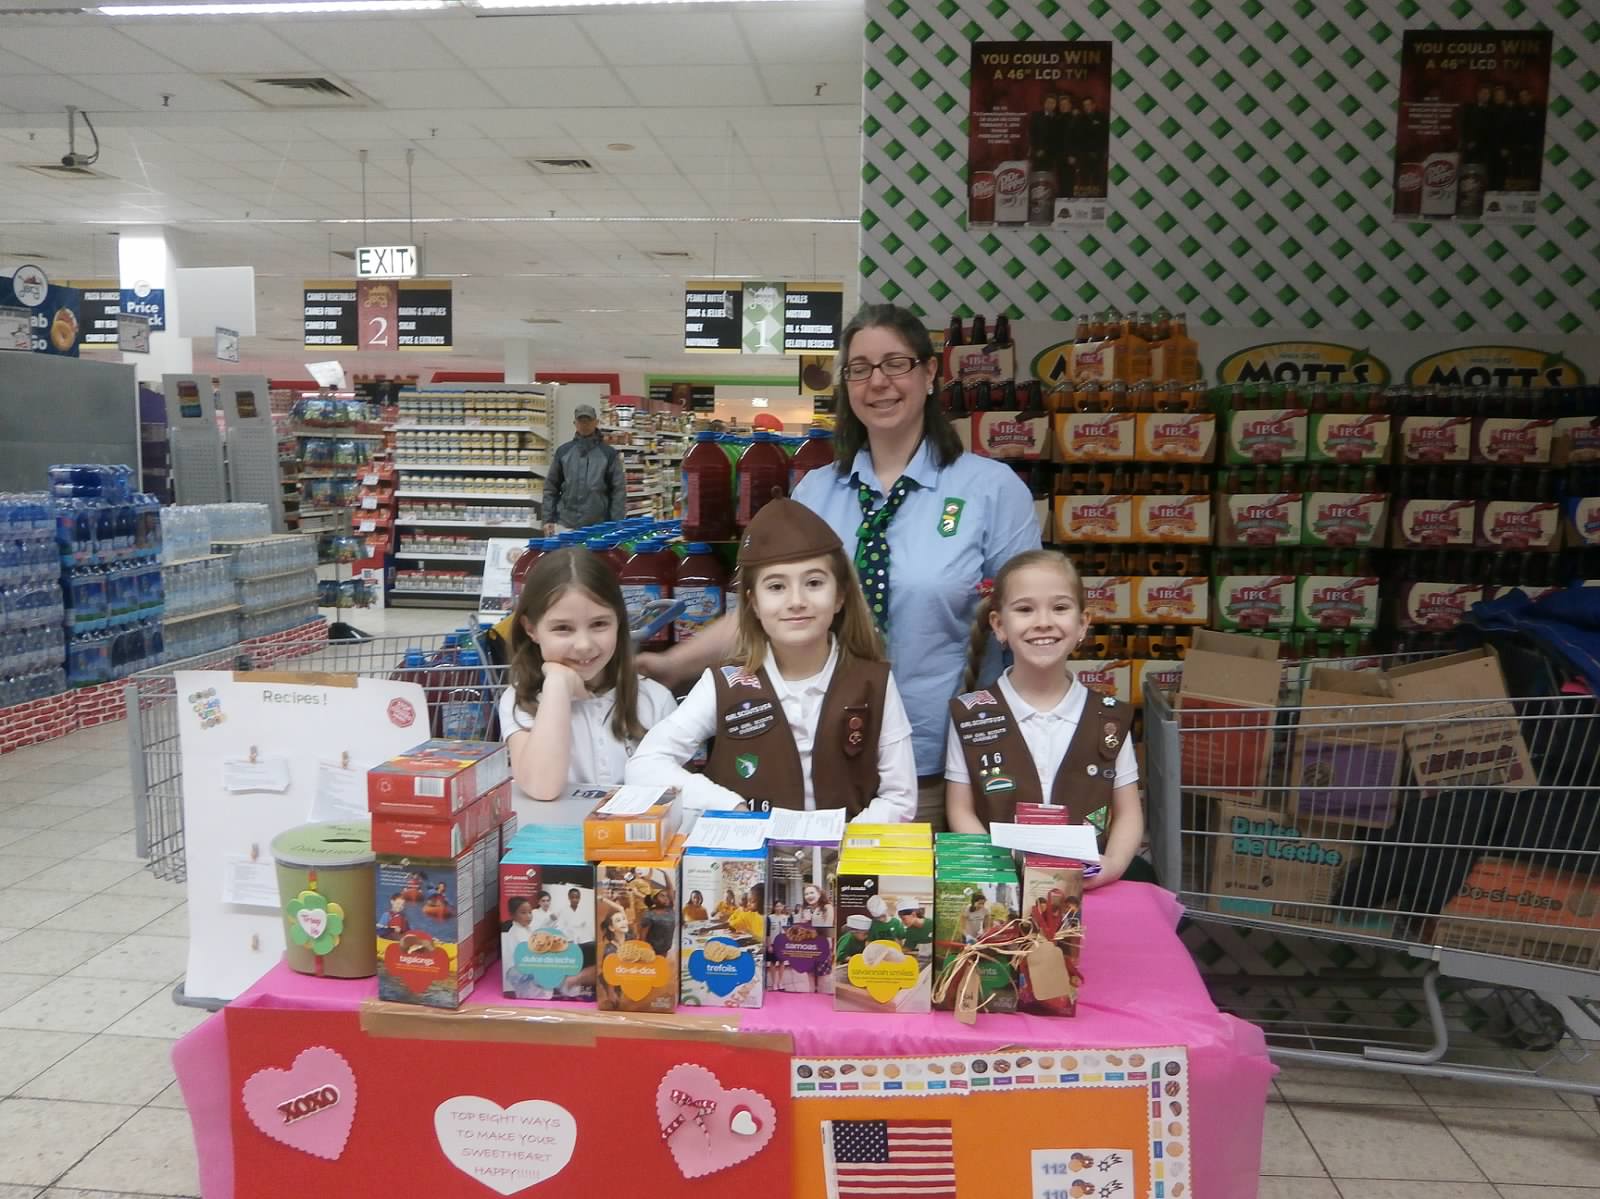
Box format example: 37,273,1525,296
355,246,419,281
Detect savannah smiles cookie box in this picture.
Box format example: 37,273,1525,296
833,848,934,1014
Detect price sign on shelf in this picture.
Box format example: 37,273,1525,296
361,497,378,510
364,474,379,486
359,520,376,533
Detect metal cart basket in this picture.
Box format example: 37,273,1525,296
126,627,508,885
1144,654,1600,1098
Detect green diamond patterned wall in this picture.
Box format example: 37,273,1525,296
859,0,1599,335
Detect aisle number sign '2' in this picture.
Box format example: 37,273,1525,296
304,279,453,351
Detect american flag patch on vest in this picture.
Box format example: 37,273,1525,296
957,690,997,710
719,665,762,689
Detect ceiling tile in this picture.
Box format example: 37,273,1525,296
271,19,460,72
479,67,631,109
578,12,749,67
341,70,509,111
4,27,182,74
0,75,127,116
425,14,601,69
66,73,257,113
734,7,863,65
117,22,319,74
625,66,767,109
758,62,862,107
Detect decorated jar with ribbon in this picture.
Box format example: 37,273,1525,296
271,821,376,979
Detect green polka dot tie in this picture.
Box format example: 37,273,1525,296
854,476,915,633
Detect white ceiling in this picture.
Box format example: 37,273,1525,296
0,1,866,380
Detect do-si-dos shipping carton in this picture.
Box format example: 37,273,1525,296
833,849,934,1014
1175,629,1283,806
1435,857,1600,969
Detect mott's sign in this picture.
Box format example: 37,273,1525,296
355,246,419,280
1407,346,1585,389
1216,341,1391,386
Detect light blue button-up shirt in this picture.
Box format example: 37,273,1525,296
791,441,1042,775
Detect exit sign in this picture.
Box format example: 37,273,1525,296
355,245,419,280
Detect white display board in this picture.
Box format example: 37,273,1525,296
162,372,227,507
217,373,288,533
177,669,430,1003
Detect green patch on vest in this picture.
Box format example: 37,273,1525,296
735,753,759,780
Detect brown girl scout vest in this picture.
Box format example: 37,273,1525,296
704,659,890,816
948,685,1134,831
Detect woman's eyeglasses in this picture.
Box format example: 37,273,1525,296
840,355,923,383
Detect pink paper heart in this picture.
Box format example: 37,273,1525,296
241,1046,357,1161
656,1063,776,1180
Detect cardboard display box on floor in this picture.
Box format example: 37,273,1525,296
1174,629,1283,806
1384,646,1535,795
1433,856,1600,970
1291,667,1405,830
1208,799,1380,931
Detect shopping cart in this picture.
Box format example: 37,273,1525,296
1145,653,1600,1099
126,627,509,885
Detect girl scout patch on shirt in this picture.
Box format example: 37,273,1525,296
937,497,965,537
735,753,759,779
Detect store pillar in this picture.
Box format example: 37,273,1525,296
119,228,192,381
504,338,536,384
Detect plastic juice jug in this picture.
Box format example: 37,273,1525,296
510,537,556,597
681,431,736,541
788,428,835,492
620,539,675,648
589,535,627,578
674,542,727,643
736,431,789,529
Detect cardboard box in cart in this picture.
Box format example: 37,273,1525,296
1210,800,1370,930
1290,667,1404,829
1434,857,1600,969
1175,629,1282,805
1384,647,1534,794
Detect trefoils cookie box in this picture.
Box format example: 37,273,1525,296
681,814,768,1009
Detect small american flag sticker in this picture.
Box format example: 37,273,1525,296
957,690,997,711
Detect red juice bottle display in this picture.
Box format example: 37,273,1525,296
619,540,676,648
680,431,735,541
736,431,789,529
788,428,835,492
673,542,727,643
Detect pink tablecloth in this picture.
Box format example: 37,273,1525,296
174,881,1272,1197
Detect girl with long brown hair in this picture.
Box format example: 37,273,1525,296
500,547,677,821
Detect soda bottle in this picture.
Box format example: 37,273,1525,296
681,431,736,541
945,315,964,349
788,427,835,492
735,431,789,529
970,315,989,346
674,542,727,643
993,314,1012,348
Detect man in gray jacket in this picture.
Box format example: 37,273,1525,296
543,403,627,532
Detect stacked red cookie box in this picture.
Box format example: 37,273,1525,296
368,739,515,1008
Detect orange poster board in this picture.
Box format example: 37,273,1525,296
788,1047,1190,1198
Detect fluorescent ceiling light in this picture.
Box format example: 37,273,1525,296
98,1,450,15
474,0,806,6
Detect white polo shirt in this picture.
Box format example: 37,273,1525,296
498,678,678,807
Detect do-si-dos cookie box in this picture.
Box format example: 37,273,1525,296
833,825,934,1014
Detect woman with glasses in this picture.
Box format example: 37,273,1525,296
640,304,1041,829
